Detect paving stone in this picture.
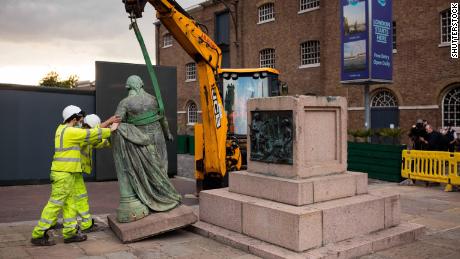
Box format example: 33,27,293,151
409,216,458,234
0,246,31,259
161,242,207,257
133,250,173,259
105,251,137,259
149,229,202,245
77,256,107,259
25,243,86,258
233,255,262,259
135,250,173,259
374,240,456,259
78,239,128,256
0,240,29,248
0,233,26,242
419,226,460,251
86,229,118,241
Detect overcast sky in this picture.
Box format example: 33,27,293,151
0,0,204,85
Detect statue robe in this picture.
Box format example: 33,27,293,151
112,91,181,212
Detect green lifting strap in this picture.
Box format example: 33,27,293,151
130,18,165,116
127,110,162,126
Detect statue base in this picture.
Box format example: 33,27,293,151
108,205,198,243
116,197,150,223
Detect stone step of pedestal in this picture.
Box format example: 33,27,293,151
199,188,400,252
108,205,198,243
188,220,425,259
229,171,367,206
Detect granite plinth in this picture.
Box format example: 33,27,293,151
108,205,197,243
190,220,425,259
199,188,399,252
229,171,368,205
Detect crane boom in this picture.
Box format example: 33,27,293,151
123,0,228,179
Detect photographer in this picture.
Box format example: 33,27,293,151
408,119,427,150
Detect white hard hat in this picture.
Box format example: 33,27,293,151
62,105,82,122
84,114,101,128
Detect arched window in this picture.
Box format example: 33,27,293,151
258,3,275,23
371,89,398,107
187,102,198,124
443,85,460,127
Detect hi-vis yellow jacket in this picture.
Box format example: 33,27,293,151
81,137,111,175
51,125,111,173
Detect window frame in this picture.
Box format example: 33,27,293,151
258,3,275,24
187,102,198,125
442,85,460,127
259,48,276,68
370,89,398,108
185,62,197,82
440,9,451,46
299,40,320,68
298,0,320,14
163,33,173,48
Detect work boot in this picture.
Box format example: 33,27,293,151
64,232,87,243
31,231,56,246
81,219,105,233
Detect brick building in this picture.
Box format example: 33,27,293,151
156,0,460,144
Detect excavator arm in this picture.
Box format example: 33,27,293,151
123,0,229,181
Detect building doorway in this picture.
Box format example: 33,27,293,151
370,89,399,144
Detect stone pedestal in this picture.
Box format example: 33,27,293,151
196,96,424,258
108,205,197,243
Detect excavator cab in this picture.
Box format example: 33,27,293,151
218,68,282,136
195,68,284,190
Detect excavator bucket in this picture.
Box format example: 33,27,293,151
122,0,148,18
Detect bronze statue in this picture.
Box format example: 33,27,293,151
112,75,181,223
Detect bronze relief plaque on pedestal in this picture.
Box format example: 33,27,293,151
249,110,293,164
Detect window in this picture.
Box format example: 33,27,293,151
300,41,320,66
371,89,398,107
258,3,275,23
163,33,172,48
300,0,320,12
185,63,196,81
443,85,460,127
440,9,451,44
259,48,275,68
392,21,396,51
187,102,198,124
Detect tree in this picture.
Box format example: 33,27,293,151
39,71,79,88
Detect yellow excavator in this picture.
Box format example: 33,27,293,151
122,0,285,192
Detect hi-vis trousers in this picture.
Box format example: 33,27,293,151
31,171,78,239
74,173,93,230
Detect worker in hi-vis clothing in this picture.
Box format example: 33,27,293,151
76,114,113,233
31,105,119,246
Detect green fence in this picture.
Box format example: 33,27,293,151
188,135,195,155
177,135,195,155
347,142,406,182
177,135,189,154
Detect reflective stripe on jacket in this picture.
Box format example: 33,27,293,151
81,136,111,174
51,125,111,173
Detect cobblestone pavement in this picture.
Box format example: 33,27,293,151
0,155,459,258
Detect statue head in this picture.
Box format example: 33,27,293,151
125,75,144,95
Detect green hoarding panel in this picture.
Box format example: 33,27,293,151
177,135,188,154
347,142,404,182
188,135,195,155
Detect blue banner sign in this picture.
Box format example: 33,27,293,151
341,0,392,83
